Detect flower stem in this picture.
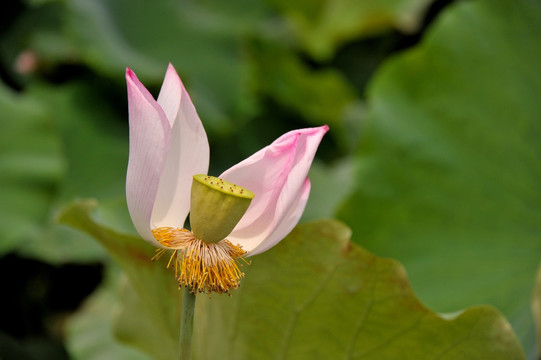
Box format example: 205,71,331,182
180,287,196,360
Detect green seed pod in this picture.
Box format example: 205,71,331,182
189,174,254,244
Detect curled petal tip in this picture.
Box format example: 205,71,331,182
311,124,329,136
125,67,136,81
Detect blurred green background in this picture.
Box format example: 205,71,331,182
1,0,540,359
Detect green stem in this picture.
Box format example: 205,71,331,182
180,287,196,360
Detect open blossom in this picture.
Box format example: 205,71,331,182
126,64,328,294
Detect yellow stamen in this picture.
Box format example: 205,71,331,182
151,227,247,295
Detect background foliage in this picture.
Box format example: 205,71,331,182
0,0,539,359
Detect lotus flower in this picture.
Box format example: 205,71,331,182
126,64,328,293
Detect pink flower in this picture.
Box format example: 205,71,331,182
126,64,328,293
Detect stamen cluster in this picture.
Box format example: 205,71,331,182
152,227,247,294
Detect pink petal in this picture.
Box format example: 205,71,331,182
151,64,210,229
125,68,171,247
248,178,311,256
156,63,181,127
221,125,328,254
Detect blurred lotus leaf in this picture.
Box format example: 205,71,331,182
267,0,434,59
0,81,64,256
338,0,541,354
65,269,152,360
63,0,264,134
0,79,129,263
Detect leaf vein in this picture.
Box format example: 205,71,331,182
276,262,340,360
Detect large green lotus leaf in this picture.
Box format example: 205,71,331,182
0,80,64,256
266,0,433,60
195,219,523,359
59,199,524,359
58,199,181,360
63,0,261,133
337,0,541,355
